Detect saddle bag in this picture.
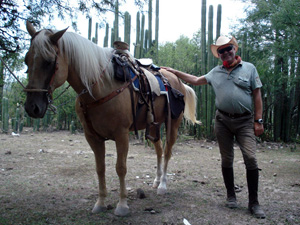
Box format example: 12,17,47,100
112,54,131,82
168,86,185,119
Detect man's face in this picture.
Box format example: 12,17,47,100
217,44,236,63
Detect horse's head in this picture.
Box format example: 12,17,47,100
24,21,68,118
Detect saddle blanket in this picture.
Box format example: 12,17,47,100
130,68,166,93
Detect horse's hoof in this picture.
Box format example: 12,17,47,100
152,180,160,189
157,187,167,195
92,205,107,214
114,205,130,217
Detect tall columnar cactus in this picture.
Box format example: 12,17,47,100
148,0,152,50
124,11,131,49
92,22,99,44
88,18,92,41
104,23,109,47
216,4,222,40
155,0,159,61
111,28,115,47
140,14,145,57
2,97,8,133
135,11,141,58
214,4,222,66
114,0,119,43
207,5,215,139
199,0,207,138
207,5,214,71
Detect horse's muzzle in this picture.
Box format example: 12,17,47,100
25,93,48,118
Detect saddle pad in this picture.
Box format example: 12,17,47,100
140,67,161,96
130,68,166,93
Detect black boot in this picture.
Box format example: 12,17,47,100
246,169,265,219
222,167,237,208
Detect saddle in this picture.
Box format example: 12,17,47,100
112,41,185,142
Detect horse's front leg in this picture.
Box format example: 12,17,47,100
114,134,130,216
85,133,107,213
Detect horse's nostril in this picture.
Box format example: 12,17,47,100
33,104,40,115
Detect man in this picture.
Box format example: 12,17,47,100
162,36,265,219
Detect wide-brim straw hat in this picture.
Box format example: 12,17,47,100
210,36,238,58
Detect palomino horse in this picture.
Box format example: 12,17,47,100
24,21,199,216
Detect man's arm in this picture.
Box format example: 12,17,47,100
161,67,207,86
253,88,264,136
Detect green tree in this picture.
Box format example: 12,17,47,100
235,0,300,142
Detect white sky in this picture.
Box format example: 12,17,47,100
68,0,250,47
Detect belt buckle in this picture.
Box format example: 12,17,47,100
228,113,236,119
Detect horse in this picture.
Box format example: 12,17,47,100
24,21,199,216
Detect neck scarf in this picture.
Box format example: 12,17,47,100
223,55,242,69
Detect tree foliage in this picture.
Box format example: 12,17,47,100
0,0,146,53
234,0,300,142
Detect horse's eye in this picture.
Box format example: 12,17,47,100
43,60,54,69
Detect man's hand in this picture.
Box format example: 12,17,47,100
254,123,264,136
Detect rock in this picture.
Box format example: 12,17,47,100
137,188,146,199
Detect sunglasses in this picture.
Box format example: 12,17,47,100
218,45,234,54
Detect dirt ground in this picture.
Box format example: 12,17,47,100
0,128,299,225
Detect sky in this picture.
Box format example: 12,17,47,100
69,0,250,47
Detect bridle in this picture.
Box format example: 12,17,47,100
23,29,60,111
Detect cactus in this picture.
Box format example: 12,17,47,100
155,0,159,61
214,4,222,66
70,120,75,134
104,23,109,47
199,0,207,138
216,4,222,40
114,0,119,43
207,5,215,139
124,11,131,49
135,11,141,58
148,0,152,49
94,22,99,44
2,97,8,133
88,18,92,41
140,14,145,57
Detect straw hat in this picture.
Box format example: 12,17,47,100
210,36,238,58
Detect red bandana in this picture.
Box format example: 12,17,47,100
223,55,242,69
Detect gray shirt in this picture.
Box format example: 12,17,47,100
204,61,262,114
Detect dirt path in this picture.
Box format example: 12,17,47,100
1,129,299,224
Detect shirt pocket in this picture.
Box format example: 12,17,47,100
233,75,251,90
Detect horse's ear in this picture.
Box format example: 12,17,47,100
26,21,36,37
50,27,69,45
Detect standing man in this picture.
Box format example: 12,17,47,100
162,36,265,219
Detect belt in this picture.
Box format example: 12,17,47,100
218,109,251,119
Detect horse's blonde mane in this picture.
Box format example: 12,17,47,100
32,29,116,94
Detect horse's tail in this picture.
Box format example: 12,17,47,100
183,84,201,125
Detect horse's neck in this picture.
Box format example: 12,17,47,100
67,62,117,103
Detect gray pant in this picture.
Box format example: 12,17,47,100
215,110,258,170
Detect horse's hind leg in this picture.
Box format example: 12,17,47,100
84,134,108,213
157,118,182,195
153,140,163,189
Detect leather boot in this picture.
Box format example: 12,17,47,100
246,169,266,219
222,167,237,208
